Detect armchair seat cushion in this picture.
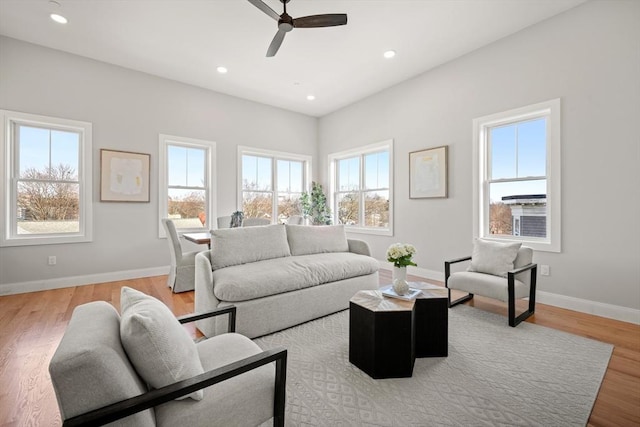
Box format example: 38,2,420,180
448,271,529,302
154,333,274,427
212,252,379,302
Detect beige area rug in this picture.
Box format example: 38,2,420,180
254,305,613,426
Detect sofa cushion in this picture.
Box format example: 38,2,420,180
467,239,522,277
49,301,155,426
120,287,205,401
210,224,291,270
285,224,349,256
213,252,379,302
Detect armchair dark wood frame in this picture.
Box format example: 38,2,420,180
444,256,538,327
62,306,287,427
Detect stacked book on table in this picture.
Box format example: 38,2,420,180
381,282,444,301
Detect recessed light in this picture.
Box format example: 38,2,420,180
50,13,68,24
383,50,396,59
216,66,228,74
306,95,316,101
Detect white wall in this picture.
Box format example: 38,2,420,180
318,1,640,318
0,36,317,290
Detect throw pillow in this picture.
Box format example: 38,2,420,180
119,287,204,401
467,239,522,277
285,224,349,256
210,224,291,270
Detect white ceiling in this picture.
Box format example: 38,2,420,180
0,0,586,117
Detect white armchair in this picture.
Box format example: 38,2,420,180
49,288,287,427
445,240,537,327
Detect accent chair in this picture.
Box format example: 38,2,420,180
49,289,287,427
445,239,537,327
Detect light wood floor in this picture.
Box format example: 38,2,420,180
0,273,638,426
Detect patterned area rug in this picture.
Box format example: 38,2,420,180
254,305,613,426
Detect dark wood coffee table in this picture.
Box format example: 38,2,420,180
349,285,448,379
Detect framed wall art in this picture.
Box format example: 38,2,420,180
409,145,448,199
100,149,150,202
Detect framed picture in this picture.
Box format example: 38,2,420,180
100,149,150,202
409,145,448,199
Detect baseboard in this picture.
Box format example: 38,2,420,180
0,266,169,296
377,262,640,325
535,290,640,325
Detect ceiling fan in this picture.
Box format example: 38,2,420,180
248,0,347,57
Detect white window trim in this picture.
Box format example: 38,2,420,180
472,99,561,252
328,139,394,236
237,146,312,220
158,134,217,238
0,110,93,247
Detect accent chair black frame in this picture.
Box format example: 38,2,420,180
62,306,287,427
444,256,538,327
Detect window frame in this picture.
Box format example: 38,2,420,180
237,146,311,223
0,110,93,247
328,139,394,236
472,99,561,252
158,134,217,237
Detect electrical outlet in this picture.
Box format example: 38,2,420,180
540,264,550,276
48,256,56,266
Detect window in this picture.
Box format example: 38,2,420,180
329,140,393,236
158,134,216,236
238,146,310,223
473,99,561,252
0,110,92,247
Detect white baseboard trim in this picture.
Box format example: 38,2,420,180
377,262,640,325
536,290,640,325
0,266,169,296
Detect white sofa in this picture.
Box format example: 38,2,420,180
195,224,379,338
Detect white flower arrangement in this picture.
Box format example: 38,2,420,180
386,243,417,268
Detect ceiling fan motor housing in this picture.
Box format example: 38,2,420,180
279,14,294,32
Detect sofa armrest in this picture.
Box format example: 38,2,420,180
62,347,288,427
348,239,371,256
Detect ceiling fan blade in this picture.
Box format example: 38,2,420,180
266,29,286,57
293,14,347,28
247,0,280,21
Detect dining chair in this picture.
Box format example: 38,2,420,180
216,216,232,229
161,218,198,293
243,218,271,227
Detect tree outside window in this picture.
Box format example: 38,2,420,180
240,149,309,223
16,125,81,234
167,145,207,229
330,140,393,235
